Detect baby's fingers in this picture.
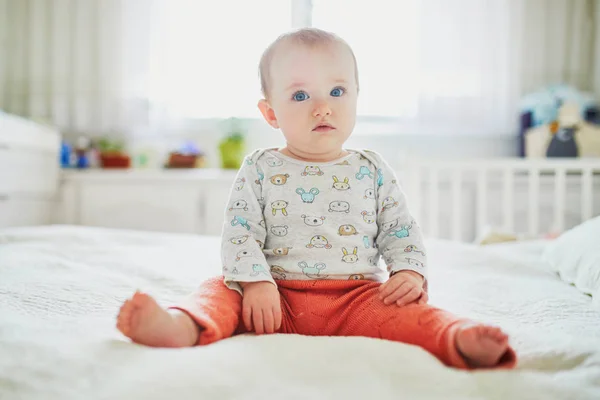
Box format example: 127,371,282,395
417,291,429,305
379,279,403,301
243,303,253,332
262,308,275,334
382,282,411,305
253,307,265,334
396,287,421,307
273,305,282,331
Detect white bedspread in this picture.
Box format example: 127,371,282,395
1,225,599,400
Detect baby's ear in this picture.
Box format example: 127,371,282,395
258,99,279,129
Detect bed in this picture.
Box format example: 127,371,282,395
1,223,599,400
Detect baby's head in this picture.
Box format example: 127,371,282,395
257,28,359,157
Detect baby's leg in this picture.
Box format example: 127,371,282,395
117,277,242,347
336,288,516,369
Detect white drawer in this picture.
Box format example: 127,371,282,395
0,195,54,228
0,144,58,194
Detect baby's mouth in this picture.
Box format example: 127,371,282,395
312,123,335,133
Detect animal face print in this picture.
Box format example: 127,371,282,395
332,176,350,190
361,211,376,224
338,225,358,236
266,158,284,167
271,200,289,216
348,274,364,280
306,235,332,249
256,240,264,249
302,215,325,226
296,187,320,203
406,257,424,269
363,188,375,199
235,250,253,261
341,247,359,263
381,196,399,211
250,264,270,277
298,261,326,276
231,216,251,230
270,265,287,279
230,235,249,245
234,178,245,191
273,247,292,256
302,166,324,176
404,245,425,256
356,166,374,180
229,199,248,212
270,174,289,185
382,218,400,232
329,201,350,213
270,225,289,237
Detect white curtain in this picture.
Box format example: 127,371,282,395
0,0,597,137
313,0,597,135
0,0,152,136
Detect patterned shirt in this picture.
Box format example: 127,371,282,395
221,148,427,294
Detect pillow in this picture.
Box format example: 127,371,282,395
542,216,600,307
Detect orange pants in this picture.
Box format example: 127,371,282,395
171,277,516,370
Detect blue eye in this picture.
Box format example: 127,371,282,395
293,91,309,102
331,87,345,97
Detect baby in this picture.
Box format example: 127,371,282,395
117,28,516,369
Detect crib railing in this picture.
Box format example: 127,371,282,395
398,158,600,242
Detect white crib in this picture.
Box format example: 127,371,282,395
399,158,600,242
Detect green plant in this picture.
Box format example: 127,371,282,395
218,118,246,169
97,138,125,154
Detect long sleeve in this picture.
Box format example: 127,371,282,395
221,153,274,295
373,156,428,282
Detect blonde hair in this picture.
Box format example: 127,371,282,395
258,28,359,99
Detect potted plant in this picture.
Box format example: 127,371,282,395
218,118,246,169
97,138,131,169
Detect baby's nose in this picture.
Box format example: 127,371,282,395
312,101,332,117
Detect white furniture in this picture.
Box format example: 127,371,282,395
0,113,60,228
58,169,237,235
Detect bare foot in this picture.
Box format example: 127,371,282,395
455,324,509,368
116,292,200,348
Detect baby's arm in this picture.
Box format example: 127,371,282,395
221,154,274,292
373,156,428,285
220,154,281,333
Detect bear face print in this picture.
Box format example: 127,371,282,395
341,247,359,263
364,188,375,199
381,196,399,211
230,235,249,245
332,176,350,190
270,225,289,237
270,265,287,279
338,224,358,236
266,157,284,167
256,240,264,249
229,199,248,212
234,178,246,191
235,250,253,261
296,187,320,203
271,200,289,216
329,201,350,213
306,235,332,249
382,218,400,232
301,166,324,176
301,215,325,226
270,174,289,185
348,274,364,280
406,257,424,269
361,210,376,224
273,247,292,256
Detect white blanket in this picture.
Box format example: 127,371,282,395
1,225,599,400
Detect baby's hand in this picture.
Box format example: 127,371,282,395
379,270,428,306
240,281,282,334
